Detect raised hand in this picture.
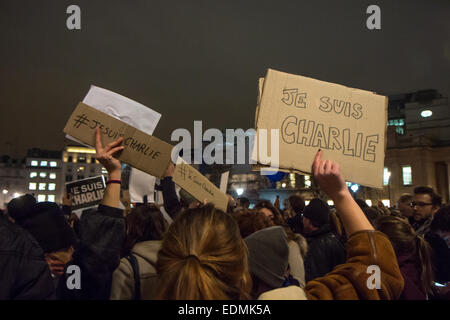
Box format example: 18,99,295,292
95,127,124,179
312,150,349,201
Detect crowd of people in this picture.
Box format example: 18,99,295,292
1,128,449,300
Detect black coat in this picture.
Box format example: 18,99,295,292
304,224,347,283
0,215,55,299
57,204,126,300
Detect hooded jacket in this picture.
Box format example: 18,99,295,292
110,240,162,300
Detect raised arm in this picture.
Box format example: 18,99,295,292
95,127,124,208
312,150,373,236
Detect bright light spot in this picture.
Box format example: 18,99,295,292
366,199,373,207
2,189,8,194
420,110,432,118
327,200,334,206
236,188,244,196
13,193,21,198
382,199,390,207
350,184,359,192
37,195,46,202
304,200,310,206
281,183,286,188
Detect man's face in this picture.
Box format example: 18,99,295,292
398,200,414,218
412,194,437,221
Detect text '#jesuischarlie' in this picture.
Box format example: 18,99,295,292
73,113,161,159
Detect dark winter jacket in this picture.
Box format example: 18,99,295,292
160,176,182,220
0,215,55,300
57,204,126,300
304,224,347,282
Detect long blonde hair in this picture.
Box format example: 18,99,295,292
156,204,252,300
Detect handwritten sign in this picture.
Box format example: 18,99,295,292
66,176,106,211
64,102,174,178
254,69,387,188
173,163,228,212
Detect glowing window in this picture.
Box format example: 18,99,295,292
49,173,56,179
40,161,48,167
39,183,46,191
31,160,38,166
29,182,37,190
40,172,47,178
30,172,37,178
37,194,46,202
50,161,57,167
48,183,56,191
402,166,412,185
47,195,55,202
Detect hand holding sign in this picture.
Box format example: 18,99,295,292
95,127,124,179
312,150,348,202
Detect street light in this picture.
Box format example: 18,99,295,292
236,188,244,196
2,189,8,195
13,192,21,198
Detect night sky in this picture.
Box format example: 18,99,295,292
1,0,449,158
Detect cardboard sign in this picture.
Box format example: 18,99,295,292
66,176,106,211
173,163,229,212
253,69,387,188
63,102,174,178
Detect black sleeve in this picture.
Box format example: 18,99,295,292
161,176,182,220
0,217,55,300
58,204,126,300
61,205,72,217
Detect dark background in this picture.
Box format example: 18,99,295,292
1,0,449,157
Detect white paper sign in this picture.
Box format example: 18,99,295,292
129,168,156,203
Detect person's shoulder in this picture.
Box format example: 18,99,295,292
0,216,43,257
258,286,308,300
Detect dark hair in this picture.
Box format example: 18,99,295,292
288,195,305,214
234,210,275,238
237,197,250,209
254,200,285,226
398,194,413,204
430,205,450,232
122,204,168,256
374,216,434,295
413,186,442,207
362,207,382,226
355,198,369,209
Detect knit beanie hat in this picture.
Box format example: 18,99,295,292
244,226,289,289
18,201,77,253
7,194,37,222
302,198,330,227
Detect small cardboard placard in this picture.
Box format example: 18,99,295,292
173,162,229,212
65,175,106,211
63,102,174,178
253,69,387,188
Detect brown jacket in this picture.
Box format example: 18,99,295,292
259,230,404,300
305,230,404,299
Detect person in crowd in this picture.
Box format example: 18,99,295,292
245,226,306,299
412,186,442,237
56,127,127,299
302,198,347,282
254,200,285,226
397,194,415,224
156,204,252,299
286,194,305,235
374,215,434,299
425,205,450,287
234,210,274,239
160,162,201,219
110,204,168,300
156,150,404,300
226,194,236,213
235,210,307,287
236,197,250,210
0,212,55,299
274,195,281,209
362,206,382,226
9,199,77,286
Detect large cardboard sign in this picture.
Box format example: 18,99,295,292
64,102,174,178
253,69,387,188
173,162,229,212
66,176,106,211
